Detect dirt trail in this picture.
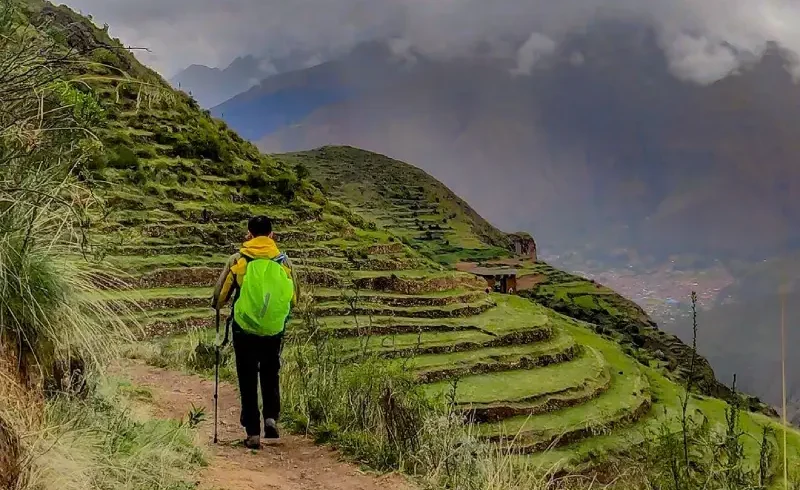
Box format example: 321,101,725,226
117,360,414,490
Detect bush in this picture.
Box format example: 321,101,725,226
134,145,157,159
295,163,310,181
274,173,299,202
108,146,140,170
24,377,204,489
127,168,149,185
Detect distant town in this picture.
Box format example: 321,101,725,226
543,253,735,324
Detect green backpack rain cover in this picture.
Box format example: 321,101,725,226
234,257,294,336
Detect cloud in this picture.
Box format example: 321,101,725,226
570,51,586,66
58,0,800,83
510,33,557,76
663,34,740,84
257,59,277,76
388,37,417,64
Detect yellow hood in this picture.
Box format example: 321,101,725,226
240,236,281,259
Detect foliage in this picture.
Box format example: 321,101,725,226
295,162,310,181
23,376,202,490
108,145,140,169
274,172,300,202
0,0,132,384
630,297,779,489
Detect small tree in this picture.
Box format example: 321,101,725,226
295,163,310,181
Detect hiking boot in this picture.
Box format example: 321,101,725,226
244,435,260,449
264,418,280,439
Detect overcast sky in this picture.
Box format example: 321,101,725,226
60,0,800,82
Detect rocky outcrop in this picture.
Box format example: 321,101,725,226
508,232,537,260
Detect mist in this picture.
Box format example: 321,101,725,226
61,0,800,84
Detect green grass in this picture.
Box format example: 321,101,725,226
338,329,497,353
424,346,607,404
94,286,212,302
314,297,495,318
402,328,577,371
312,294,550,337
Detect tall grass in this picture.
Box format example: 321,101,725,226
0,0,134,386
0,2,203,488
3,365,203,490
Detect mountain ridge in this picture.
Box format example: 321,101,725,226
205,25,800,267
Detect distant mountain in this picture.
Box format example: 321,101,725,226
171,50,330,108
210,42,420,141
213,23,800,267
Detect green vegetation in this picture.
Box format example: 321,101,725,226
0,2,205,488
280,146,517,264
519,262,777,414
2,0,798,488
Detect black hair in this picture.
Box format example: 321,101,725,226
248,215,273,237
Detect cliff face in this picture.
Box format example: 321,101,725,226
508,233,538,260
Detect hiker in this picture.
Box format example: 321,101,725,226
212,216,299,449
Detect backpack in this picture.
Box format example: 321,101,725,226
233,255,294,336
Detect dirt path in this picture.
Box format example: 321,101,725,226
117,360,415,490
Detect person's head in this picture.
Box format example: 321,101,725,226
247,215,273,240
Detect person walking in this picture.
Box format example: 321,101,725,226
212,216,299,449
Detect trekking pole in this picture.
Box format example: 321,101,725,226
213,308,221,444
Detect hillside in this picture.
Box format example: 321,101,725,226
10,0,799,486
670,289,800,425
278,146,534,265
171,50,332,108
210,25,800,267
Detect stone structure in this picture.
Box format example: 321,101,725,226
469,267,518,294
508,232,537,261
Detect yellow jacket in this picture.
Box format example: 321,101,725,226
211,236,299,311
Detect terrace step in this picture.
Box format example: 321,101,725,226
133,308,224,339
520,377,696,473
98,254,229,274
464,372,611,424
425,346,608,407
111,243,229,257
410,329,580,383
300,257,422,272
479,355,651,454
298,269,485,294
313,298,496,319
99,287,212,311
136,223,333,246
313,289,485,308
340,327,552,360
315,319,484,338
93,266,221,289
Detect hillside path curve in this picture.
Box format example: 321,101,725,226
116,359,415,490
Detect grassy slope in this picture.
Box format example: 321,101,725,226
279,146,516,264
280,146,769,411
25,0,799,483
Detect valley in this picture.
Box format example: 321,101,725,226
3,1,800,488
543,252,736,322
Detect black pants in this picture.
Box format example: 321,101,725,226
232,322,284,436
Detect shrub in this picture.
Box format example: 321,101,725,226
295,163,310,181
274,172,299,202
246,169,270,189
108,146,140,170
134,145,157,159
